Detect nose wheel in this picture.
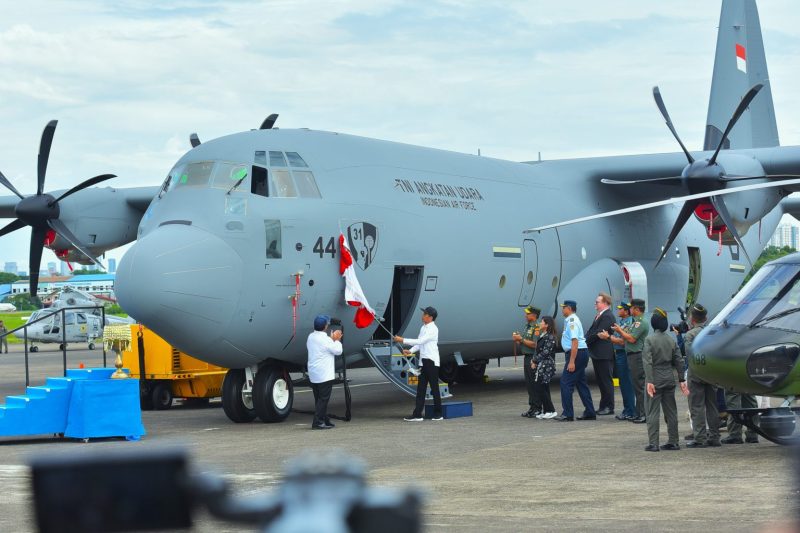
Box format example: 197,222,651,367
253,365,294,423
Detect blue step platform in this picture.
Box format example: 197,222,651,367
0,368,145,440
425,401,473,419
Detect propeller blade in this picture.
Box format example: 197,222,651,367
190,133,201,147
655,200,701,268
708,84,763,165
653,87,694,164
0,218,26,238
709,195,753,265
37,120,58,196
602,176,685,186
50,174,116,205
523,176,800,233
47,218,104,268
260,114,279,130
0,170,24,200
720,174,800,183
29,226,46,297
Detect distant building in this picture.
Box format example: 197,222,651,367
769,224,800,250
4,262,17,274
11,273,116,299
108,258,117,274
59,262,69,276
47,262,57,275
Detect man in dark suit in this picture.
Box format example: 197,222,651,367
585,292,616,415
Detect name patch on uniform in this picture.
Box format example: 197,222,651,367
493,246,522,258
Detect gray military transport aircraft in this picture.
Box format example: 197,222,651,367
1,0,800,424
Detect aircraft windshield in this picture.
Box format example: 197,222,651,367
710,264,800,332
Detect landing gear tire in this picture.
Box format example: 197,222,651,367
222,369,257,423
253,366,294,423
88,342,95,350
458,362,487,383
151,382,173,410
59,343,66,350
439,360,459,384
30,346,38,353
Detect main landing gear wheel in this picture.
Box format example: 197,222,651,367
151,382,173,410
222,368,257,423
439,360,459,384
88,342,95,350
458,362,487,383
59,343,66,350
30,346,39,352
253,365,294,423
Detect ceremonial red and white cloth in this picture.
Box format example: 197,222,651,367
339,233,375,328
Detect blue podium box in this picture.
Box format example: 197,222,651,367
425,401,472,419
64,376,146,440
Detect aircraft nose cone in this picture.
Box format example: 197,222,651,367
116,224,243,354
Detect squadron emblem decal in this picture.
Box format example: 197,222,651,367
347,222,378,270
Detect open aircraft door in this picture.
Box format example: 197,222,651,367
518,230,561,312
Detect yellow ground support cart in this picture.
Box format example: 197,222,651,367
120,325,228,410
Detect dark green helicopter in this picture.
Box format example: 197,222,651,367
691,252,800,445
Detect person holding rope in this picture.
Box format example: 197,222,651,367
306,314,343,430
395,306,442,422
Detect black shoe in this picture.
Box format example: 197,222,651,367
312,424,333,430
644,444,660,452
614,413,628,421
325,419,335,428
554,415,574,422
596,408,614,416
685,441,706,448
684,434,695,441
745,435,759,444
660,443,680,451
707,440,721,447
576,414,596,421
521,410,535,418
631,416,646,424
721,436,743,444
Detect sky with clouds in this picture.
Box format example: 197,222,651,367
0,1,799,273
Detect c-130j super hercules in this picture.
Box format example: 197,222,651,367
1,0,799,424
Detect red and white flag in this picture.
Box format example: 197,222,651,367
736,43,747,73
339,233,375,328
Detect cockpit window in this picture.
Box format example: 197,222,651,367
211,162,248,190
176,161,215,187
286,152,308,167
270,170,297,198
269,151,287,167
292,171,321,198
711,264,800,331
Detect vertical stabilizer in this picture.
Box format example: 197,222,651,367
704,0,779,150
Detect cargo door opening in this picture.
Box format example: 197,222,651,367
372,266,423,340
687,246,701,307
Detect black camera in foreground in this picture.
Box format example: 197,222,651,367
30,448,422,533
671,306,689,334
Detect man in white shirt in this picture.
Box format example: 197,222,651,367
306,314,343,430
394,306,442,421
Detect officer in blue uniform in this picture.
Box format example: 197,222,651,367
555,300,596,421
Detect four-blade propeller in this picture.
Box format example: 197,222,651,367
0,120,116,297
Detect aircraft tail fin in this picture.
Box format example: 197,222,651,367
704,0,779,150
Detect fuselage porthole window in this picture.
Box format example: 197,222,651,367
292,170,321,198
286,152,308,168
251,165,269,197
265,220,282,258
269,151,287,167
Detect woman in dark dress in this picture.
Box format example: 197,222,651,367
532,316,558,419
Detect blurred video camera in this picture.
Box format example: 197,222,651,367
31,448,422,533
670,306,690,335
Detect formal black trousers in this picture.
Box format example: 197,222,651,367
592,358,615,411
311,380,333,426
413,359,442,418
523,354,541,411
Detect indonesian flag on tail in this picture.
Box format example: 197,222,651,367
339,233,376,328
736,43,747,73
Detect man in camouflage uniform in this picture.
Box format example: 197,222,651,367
611,299,648,423
683,304,721,448
513,306,541,417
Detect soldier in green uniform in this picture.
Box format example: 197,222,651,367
723,391,759,444
642,308,689,452
683,304,721,448
611,299,648,423
513,306,541,417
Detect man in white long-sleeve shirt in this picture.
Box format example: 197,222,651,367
394,306,442,421
307,314,343,430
